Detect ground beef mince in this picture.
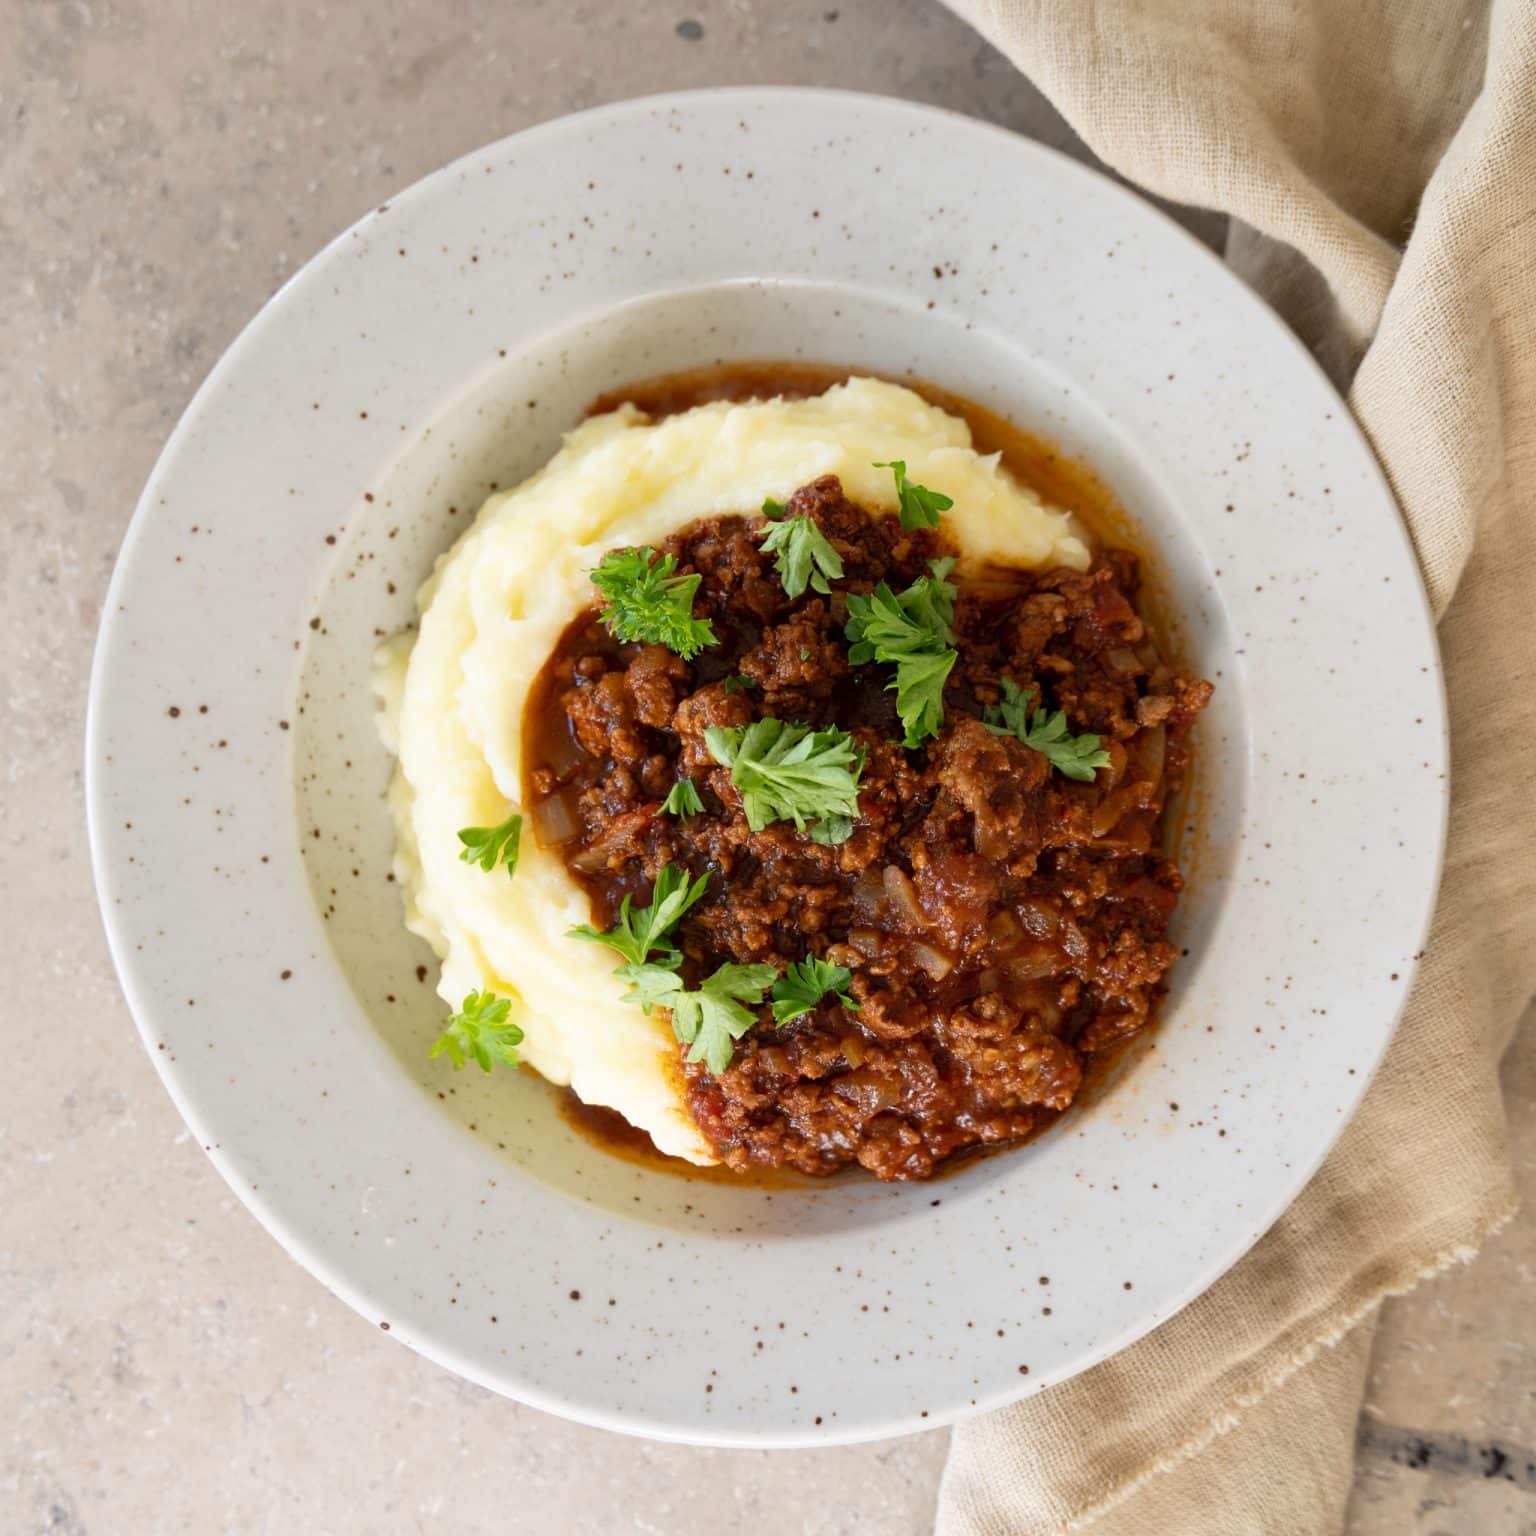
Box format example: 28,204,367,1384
523,476,1213,1181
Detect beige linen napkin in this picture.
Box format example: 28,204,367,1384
936,1,1536,1531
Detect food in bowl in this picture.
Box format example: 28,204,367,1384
376,375,1211,1180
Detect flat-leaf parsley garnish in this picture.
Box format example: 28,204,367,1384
983,678,1111,782
456,811,522,878
430,990,524,1073
568,862,709,968
660,777,705,819
758,512,845,599
589,546,718,659
704,717,863,841
807,812,854,846
622,960,778,1074
844,559,960,747
771,957,859,1025
721,674,759,695
873,459,953,530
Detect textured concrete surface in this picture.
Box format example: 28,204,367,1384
2,0,1530,1531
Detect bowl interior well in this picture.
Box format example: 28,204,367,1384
292,278,1244,1238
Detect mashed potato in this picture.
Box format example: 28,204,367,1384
377,378,1089,1163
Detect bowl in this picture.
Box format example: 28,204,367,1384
86,88,1446,1445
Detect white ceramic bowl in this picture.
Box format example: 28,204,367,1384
87,89,1446,1446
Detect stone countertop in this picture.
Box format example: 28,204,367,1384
4,1,1530,1531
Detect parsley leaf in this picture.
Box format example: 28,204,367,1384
614,960,686,1015
889,648,957,745
430,990,523,1073
983,678,1111,782
456,811,522,878
675,962,778,1074
589,546,718,659
761,496,787,518
721,674,759,695
845,563,958,660
844,562,961,747
808,812,854,846
759,513,845,599
568,863,709,967
912,557,958,629
618,960,776,1072
873,460,954,530
630,961,778,1075
771,957,859,1025
704,717,863,840
660,777,705,819
982,676,1037,738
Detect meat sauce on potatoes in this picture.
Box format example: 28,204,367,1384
525,476,1212,1181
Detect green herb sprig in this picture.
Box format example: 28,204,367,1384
704,718,863,841
621,960,778,1075
568,863,709,968
844,559,960,747
430,990,524,1073
759,511,845,599
874,460,953,530
456,811,522,878
983,678,1111,782
660,778,705,819
589,546,717,659
771,957,859,1025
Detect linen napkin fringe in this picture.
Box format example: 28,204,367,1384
1036,1196,1518,1535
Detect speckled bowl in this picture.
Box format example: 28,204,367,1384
86,90,1446,1446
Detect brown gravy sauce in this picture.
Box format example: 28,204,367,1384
557,360,1188,1180
556,1089,835,1187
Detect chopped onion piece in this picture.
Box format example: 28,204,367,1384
911,941,955,979
851,869,885,920
835,1070,902,1113
882,865,924,928
1007,946,1061,982
1132,724,1166,785
1103,739,1129,791
1092,786,1140,839
987,910,1022,946
1120,820,1153,854
754,1046,791,1076
974,822,1011,861
532,790,579,845
1016,897,1060,940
